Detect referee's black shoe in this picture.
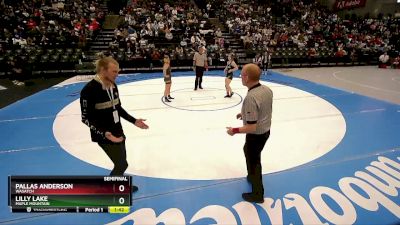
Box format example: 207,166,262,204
242,192,264,203
131,185,139,193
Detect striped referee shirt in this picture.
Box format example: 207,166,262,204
242,83,273,134
193,52,207,67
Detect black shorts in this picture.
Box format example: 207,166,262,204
226,73,233,80
164,76,171,84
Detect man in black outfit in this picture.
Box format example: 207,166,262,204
80,55,148,191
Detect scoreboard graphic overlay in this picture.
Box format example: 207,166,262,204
9,176,131,213
0,70,399,225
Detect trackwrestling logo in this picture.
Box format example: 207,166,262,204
107,156,400,225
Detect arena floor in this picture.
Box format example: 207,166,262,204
0,66,399,225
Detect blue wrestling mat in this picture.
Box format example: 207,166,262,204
0,70,399,225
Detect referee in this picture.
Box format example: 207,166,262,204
193,46,208,90
227,63,273,203
80,54,148,191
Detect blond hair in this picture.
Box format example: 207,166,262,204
94,52,119,74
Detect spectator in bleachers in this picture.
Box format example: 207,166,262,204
5,0,400,72
12,35,27,48
89,18,100,32
308,47,318,64
217,37,224,49
116,0,214,66
176,46,183,55
190,33,198,48
335,48,347,63
126,41,135,55
215,28,222,38
209,0,400,67
379,52,390,68
180,38,188,47
151,49,161,61
200,36,206,47
253,53,263,68
1,0,104,53
165,27,173,40
242,32,252,49
392,55,400,69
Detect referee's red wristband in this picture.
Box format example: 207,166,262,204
232,128,240,134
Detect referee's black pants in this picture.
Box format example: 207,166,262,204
195,66,205,89
244,130,270,196
98,140,128,176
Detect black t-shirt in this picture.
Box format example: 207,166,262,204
80,78,136,143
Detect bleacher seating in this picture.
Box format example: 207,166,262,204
0,0,399,76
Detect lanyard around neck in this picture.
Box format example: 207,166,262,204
106,87,115,109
